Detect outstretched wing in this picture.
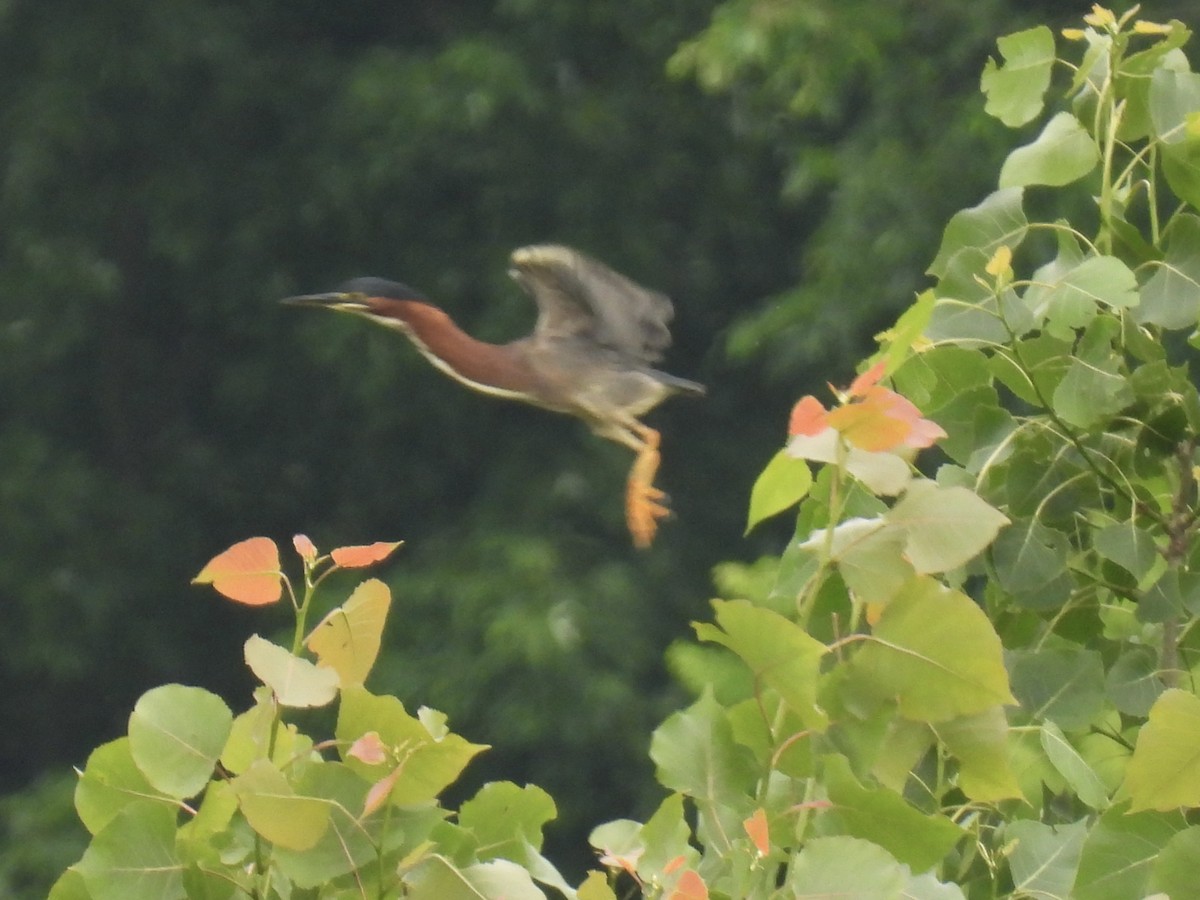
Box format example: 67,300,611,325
510,244,675,363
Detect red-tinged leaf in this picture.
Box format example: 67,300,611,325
744,808,769,856
828,386,946,452
789,395,828,436
292,534,317,562
192,537,282,606
663,855,687,874
330,540,403,568
669,869,708,900
598,848,642,876
847,360,887,397
347,731,387,765
362,766,402,818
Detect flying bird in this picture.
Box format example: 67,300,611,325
284,244,704,546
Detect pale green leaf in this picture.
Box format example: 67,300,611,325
1126,689,1200,811
851,577,1015,722
1149,826,1200,899
821,754,962,871
934,706,1022,801
1052,359,1134,430
696,599,829,730
128,684,232,799
1008,645,1105,731
927,188,1028,296
403,855,545,900
746,448,812,533
1005,819,1088,900
788,836,906,896
76,802,184,900
244,634,339,708
458,782,557,858
1151,70,1200,209
306,577,391,687
981,25,1055,127
999,112,1100,187
1074,804,1182,900
1041,721,1110,810
231,759,331,851
74,737,166,836
886,481,1009,574
1136,214,1200,329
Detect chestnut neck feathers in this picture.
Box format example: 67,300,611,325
362,297,540,401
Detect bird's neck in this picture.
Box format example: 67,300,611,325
367,298,539,400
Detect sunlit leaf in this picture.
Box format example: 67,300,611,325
821,754,962,870
76,802,183,900
934,706,1022,801
789,836,906,896
746,449,812,533
999,112,1100,187
668,869,708,900
743,808,769,856
787,428,912,496
128,684,232,799
306,577,391,687
74,738,165,836
330,540,403,568
851,577,1015,722
347,731,387,765
244,635,339,708
231,759,331,851
789,395,828,436
1041,721,1110,810
1005,819,1087,900
1125,689,1200,811
696,599,829,730
191,536,282,606
886,481,1009,574
403,855,544,900
292,533,317,562
981,25,1055,126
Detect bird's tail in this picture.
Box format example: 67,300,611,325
657,372,706,396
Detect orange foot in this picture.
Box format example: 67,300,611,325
626,430,670,548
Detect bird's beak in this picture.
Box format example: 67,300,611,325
280,292,370,312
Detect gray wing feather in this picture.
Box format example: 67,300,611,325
510,245,674,363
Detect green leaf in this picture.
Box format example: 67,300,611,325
1093,521,1159,581
459,782,557,858
306,577,391,688
231,759,331,851
927,188,1028,297
885,481,1009,574
76,802,184,900
981,25,1055,127
336,686,488,806
403,855,545,900
1151,69,1200,209
933,706,1022,801
1136,214,1200,329
1125,689,1200,811
244,634,339,708
128,684,233,799
1052,358,1134,430
47,868,90,900
649,691,757,823
1041,721,1110,810
746,448,812,533
1005,819,1087,900
999,112,1100,187
1106,648,1163,717
821,754,962,871
74,737,166,836
1008,645,1105,731
788,836,906,896
696,599,829,730
990,519,1072,606
1150,826,1200,899
851,577,1015,722
1027,254,1140,337
1074,804,1183,900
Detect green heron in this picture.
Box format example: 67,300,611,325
284,244,704,547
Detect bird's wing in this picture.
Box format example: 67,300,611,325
510,245,675,363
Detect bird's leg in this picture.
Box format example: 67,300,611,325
625,423,670,549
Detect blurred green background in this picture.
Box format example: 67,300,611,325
3,0,1179,894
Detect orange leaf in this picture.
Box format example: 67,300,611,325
193,537,282,606
846,360,887,397
362,765,402,818
828,386,945,452
668,870,708,900
347,731,387,765
293,534,317,562
330,541,403,568
743,807,769,856
788,395,829,436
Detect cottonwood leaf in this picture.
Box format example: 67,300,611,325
330,540,403,568
1125,689,1200,811
851,577,1015,722
886,481,1009,573
934,707,1022,801
244,635,339,708
999,111,1099,187
307,578,391,687
746,449,812,533
231,759,331,851
128,684,232,799
1005,819,1087,900
981,25,1055,126
192,536,281,606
